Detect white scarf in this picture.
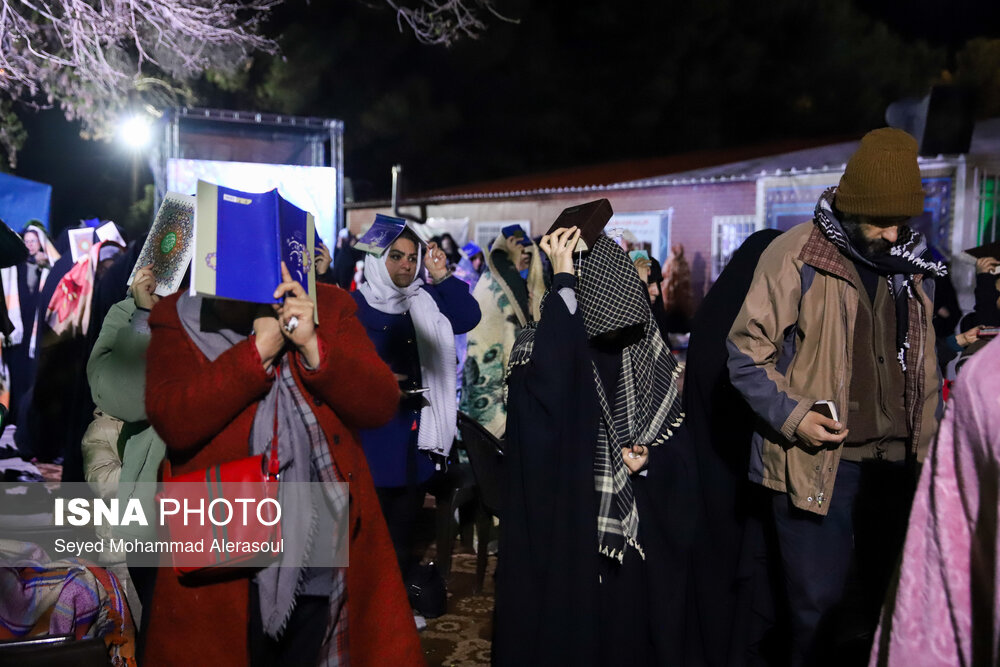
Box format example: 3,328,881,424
359,252,457,458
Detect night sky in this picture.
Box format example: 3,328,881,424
10,0,1000,235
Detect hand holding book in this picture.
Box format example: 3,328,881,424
796,401,848,450
132,264,160,310
192,181,317,323
540,226,580,276
273,261,319,368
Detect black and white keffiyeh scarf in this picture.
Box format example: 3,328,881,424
814,187,946,372
508,235,684,562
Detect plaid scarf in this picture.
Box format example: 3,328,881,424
176,295,349,663
279,363,350,666
509,235,684,562
253,364,351,661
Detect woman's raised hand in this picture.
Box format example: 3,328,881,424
540,226,580,276
273,262,319,367
131,263,160,310
425,241,449,281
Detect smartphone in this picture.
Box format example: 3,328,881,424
979,326,1000,338
810,400,839,423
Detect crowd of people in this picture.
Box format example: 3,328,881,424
0,125,999,666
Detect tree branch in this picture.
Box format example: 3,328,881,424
0,0,515,166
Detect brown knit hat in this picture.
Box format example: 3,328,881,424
836,128,925,218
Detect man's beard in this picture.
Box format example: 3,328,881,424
842,220,896,260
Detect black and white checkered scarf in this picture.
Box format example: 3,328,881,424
509,235,684,562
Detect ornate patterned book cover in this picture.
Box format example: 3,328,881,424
127,192,195,296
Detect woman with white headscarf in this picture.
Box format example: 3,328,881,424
0,222,59,425
352,226,481,587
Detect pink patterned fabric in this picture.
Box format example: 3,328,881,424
0,540,136,666
870,336,1000,666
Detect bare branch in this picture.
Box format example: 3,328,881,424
0,0,282,142
0,0,515,165
382,0,516,47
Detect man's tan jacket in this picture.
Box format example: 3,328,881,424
726,222,941,516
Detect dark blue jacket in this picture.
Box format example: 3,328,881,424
353,276,480,487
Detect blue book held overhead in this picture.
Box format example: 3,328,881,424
352,213,407,256
192,181,317,318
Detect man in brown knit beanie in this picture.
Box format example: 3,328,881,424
726,127,946,666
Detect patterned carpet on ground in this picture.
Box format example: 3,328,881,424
420,551,496,667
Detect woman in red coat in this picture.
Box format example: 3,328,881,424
142,266,424,667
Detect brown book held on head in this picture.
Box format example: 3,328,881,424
545,199,614,252
964,240,1000,260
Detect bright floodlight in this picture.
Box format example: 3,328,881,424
119,115,151,149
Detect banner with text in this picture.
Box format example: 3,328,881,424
0,482,349,571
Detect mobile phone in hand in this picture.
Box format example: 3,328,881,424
979,326,1000,338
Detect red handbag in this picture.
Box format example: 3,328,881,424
157,408,282,578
